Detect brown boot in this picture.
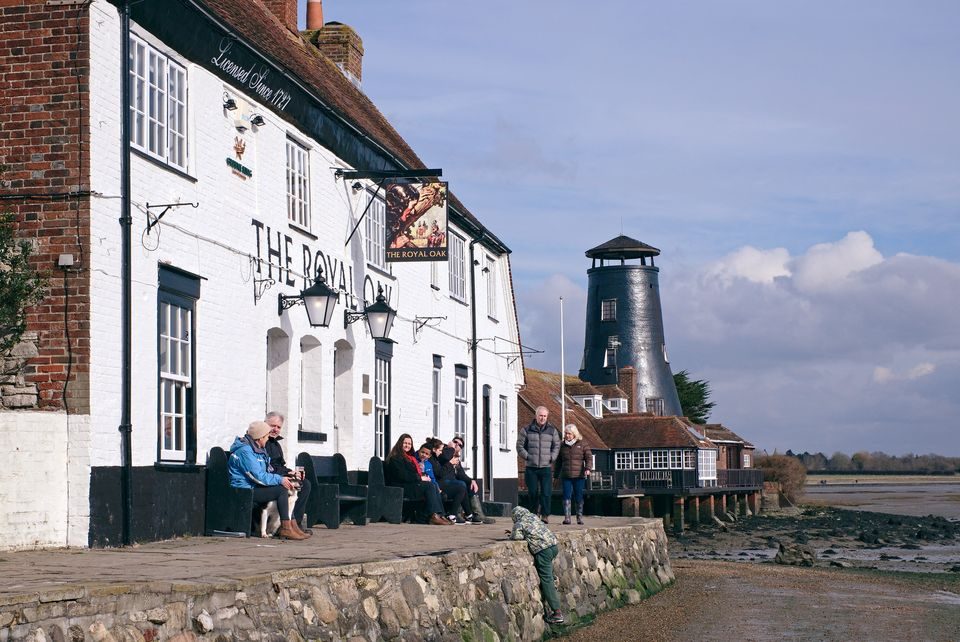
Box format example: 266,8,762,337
429,513,450,526
292,519,312,538
279,519,308,540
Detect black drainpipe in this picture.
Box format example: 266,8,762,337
468,233,485,478
119,0,134,546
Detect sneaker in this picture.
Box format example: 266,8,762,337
545,610,564,625
468,514,484,524
454,514,467,524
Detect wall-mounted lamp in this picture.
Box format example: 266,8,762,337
351,181,363,193
481,266,491,274
250,114,265,127
223,94,238,111
344,285,396,340
278,267,340,327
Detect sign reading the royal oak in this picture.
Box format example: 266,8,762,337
385,182,448,262
251,218,393,311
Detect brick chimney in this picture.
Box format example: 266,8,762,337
263,0,298,33
618,366,638,413
303,7,364,89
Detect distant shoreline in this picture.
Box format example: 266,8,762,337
806,474,960,486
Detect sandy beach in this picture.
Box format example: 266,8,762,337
561,482,960,640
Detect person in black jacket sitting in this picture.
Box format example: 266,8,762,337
436,437,496,524
264,411,312,533
384,433,451,526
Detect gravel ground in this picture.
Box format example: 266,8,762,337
561,559,960,641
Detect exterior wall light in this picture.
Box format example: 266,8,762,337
250,114,265,127
344,285,396,340
223,95,238,111
278,268,339,327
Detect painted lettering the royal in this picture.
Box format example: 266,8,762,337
212,39,292,111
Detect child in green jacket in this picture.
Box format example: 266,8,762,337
508,506,564,624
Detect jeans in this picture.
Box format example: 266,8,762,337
561,477,585,504
423,482,444,515
524,466,553,516
440,479,470,514
533,544,560,610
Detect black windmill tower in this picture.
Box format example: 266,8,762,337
579,235,682,416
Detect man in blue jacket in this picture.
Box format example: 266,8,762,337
517,406,561,523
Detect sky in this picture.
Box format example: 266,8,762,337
316,1,960,457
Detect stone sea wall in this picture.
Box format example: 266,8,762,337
1,522,673,642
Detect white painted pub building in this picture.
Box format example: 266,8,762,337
1,0,524,548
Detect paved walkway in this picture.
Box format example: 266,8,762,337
0,517,648,601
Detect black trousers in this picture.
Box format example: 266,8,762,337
524,466,553,516
440,479,469,514
252,485,289,520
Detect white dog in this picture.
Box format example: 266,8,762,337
259,486,299,538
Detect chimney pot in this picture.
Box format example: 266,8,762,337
306,0,324,30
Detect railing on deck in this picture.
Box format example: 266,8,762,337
587,468,763,493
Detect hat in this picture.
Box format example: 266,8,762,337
247,421,270,440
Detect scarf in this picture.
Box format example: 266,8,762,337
564,439,577,447
404,451,423,476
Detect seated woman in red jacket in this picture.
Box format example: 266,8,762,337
384,433,452,525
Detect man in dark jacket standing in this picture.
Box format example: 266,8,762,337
265,411,312,533
517,406,561,523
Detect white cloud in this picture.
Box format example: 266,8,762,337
705,246,791,285
789,231,883,292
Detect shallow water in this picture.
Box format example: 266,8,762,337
804,482,960,520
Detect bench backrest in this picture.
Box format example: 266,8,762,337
299,453,349,486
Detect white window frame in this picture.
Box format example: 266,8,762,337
449,232,466,301
159,301,191,461
286,137,310,230
604,347,617,368
698,449,718,482
431,365,441,437
454,368,468,457
615,451,631,471
636,450,651,469
365,193,387,270
684,450,696,469
129,33,187,171
645,397,664,416
485,255,497,319
743,452,752,468
670,450,684,469
652,449,669,469
498,395,508,449
374,355,390,458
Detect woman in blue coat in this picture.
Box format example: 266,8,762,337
227,421,308,540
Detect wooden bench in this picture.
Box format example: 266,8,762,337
204,446,254,537
366,456,403,524
297,453,368,529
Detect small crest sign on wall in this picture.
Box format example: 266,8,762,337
385,182,448,262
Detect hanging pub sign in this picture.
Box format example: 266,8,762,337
385,182,449,262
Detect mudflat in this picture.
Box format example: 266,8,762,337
562,490,960,640
562,560,960,641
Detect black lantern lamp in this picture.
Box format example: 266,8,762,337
278,267,339,327
345,285,396,340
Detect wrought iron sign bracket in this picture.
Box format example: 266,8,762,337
145,201,198,235
337,168,443,247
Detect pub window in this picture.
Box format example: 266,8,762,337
286,137,310,230
365,193,387,270
499,395,508,449
454,364,469,458
129,33,188,170
449,232,466,301
157,266,199,463
432,355,442,437
485,255,497,320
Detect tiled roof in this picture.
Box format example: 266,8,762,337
594,384,627,399
566,381,601,396
201,0,508,252
701,423,755,449
596,415,717,450
520,369,608,449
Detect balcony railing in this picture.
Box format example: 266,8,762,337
587,468,763,493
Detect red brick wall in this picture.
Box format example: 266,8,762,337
262,0,298,33
0,1,90,412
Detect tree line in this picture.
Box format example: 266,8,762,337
783,450,960,474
